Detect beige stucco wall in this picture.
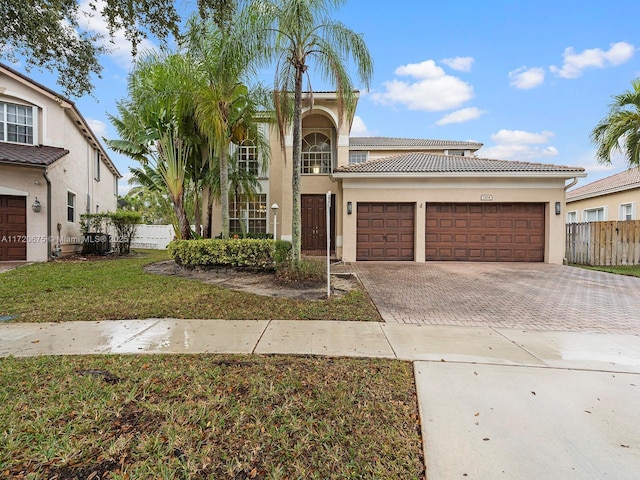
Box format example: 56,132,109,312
567,188,640,221
340,177,569,264
1,70,118,260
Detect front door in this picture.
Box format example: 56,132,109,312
301,194,335,255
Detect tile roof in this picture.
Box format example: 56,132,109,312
334,152,585,175
566,167,640,200
349,137,483,149
0,142,69,167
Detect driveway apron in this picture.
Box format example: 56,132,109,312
351,262,640,334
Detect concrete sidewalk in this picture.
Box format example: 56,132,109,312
2,319,640,479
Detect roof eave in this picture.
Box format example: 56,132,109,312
567,182,640,202
332,171,587,179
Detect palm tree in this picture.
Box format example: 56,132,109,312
107,52,198,239
182,16,272,239
244,0,373,263
591,79,640,167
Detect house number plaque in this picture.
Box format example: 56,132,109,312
480,194,493,201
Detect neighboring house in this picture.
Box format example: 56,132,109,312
566,168,640,223
213,91,586,264
0,63,121,262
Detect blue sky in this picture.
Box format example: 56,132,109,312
6,0,640,194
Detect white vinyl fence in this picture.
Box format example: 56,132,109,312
131,225,176,250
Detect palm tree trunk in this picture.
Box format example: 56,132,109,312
291,68,304,264
220,148,230,239
201,185,211,238
174,194,191,240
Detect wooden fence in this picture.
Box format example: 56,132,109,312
566,220,640,266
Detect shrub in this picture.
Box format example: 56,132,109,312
168,239,291,270
109,211,142,255
79,211,142,255
274,258,327,286
214,232,274,240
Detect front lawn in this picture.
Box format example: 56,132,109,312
575,264,640,278
0,354,424,479
0,250,381,323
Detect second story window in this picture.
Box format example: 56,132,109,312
349,151,368,164
302,132,332,174
0,102,34,145
238,143,259,176
95,150,101,182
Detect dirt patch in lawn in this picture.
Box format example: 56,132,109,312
144,261,359,300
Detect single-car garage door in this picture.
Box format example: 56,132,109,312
426,203,544,262
357,203,414,261
0,195,27,261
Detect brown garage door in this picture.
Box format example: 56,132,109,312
0,195,27,261
426,203,544,262
357,203,414,261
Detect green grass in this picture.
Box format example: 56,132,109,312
572,264,640,278
0,355,424,479
0,250,381,323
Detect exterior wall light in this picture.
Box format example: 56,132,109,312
347,201,352,215
32,197,41,213
555,201,561,215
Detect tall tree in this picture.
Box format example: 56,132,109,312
245,0,372,263
591,79,640,167
0,0,236,97
183,17,271,239
107,51,198,239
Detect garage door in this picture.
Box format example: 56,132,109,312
357,203,414,261
426,203,544,262
0,195,27,261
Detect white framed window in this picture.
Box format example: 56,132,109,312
566,211,578,223
349,151,368,164
446,149,466,156
583,207,606,222
230,194,267,233
238,143,259,176
67,191,76,222
94,150,101,182
0,102,34,145
619,202,636,221
302,132,332,174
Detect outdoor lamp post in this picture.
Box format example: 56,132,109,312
271,203,279,240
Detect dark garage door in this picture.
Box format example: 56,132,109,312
357,203,414,261
426,203,544,262
0,195,27,261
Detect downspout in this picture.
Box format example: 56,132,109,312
565,177,578,191
43,169,53,259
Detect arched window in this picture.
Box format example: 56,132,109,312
302,132,332,174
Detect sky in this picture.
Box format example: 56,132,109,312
5,0,640,194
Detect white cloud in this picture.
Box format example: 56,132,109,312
550,41,635,79
490,129,555,145
372,60,474,111
350,115,373,136
86,118,108,140
436,107,485,125
478,129,559,161
441,56,474,72
77,0,156,69
509,66,545,89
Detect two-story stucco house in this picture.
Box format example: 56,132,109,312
566,168,640,223
214,92,586,264
0,63,121,262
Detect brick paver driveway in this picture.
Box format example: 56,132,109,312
350,262,640,335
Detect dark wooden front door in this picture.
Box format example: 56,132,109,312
301,194,335,254
0,195,27,261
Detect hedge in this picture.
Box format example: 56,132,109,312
168,239,292,270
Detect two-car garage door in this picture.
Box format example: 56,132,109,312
356,202,544,262
0,195,27,261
